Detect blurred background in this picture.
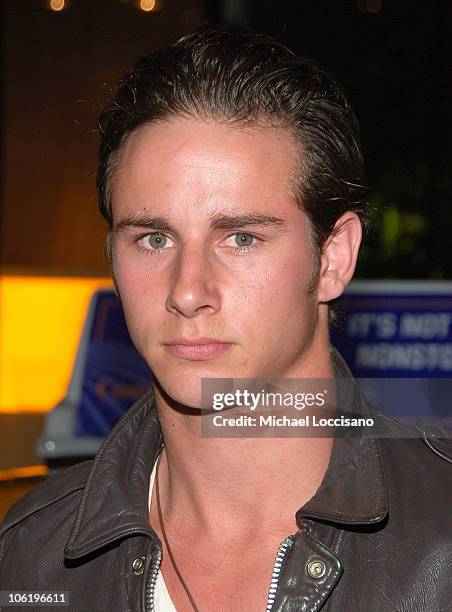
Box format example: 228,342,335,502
1,0,451,517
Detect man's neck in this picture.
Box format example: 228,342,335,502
152,341,335,543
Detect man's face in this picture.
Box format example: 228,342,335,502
111,117,322,408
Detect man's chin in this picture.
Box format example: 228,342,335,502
152,377,204,413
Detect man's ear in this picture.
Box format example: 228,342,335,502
317,211,362,303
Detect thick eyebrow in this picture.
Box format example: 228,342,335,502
209,212,287,230
113,212,287,233
113,214,176,233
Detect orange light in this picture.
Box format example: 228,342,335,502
49,0,66,11
139,0,156,12
0,276,112,413
0,465,48,481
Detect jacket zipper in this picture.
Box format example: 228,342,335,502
145,535,296,611
265,535,295,612
145,545,162,612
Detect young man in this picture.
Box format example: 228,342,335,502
1,25,451,612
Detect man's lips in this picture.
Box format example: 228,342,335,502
164,338,232,360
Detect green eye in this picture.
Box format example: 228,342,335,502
234,233,254,248
148,233,168,249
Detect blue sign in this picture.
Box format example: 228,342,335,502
331,281,452,427
75,291,152,437
331,281,452,378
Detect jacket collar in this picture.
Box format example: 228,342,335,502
65,347,388,559
297,347,388,526
65,390,163,559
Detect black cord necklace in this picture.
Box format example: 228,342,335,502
155,453,200,612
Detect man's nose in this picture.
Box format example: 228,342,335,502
165,245,221,318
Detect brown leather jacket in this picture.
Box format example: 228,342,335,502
1,351,451,612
